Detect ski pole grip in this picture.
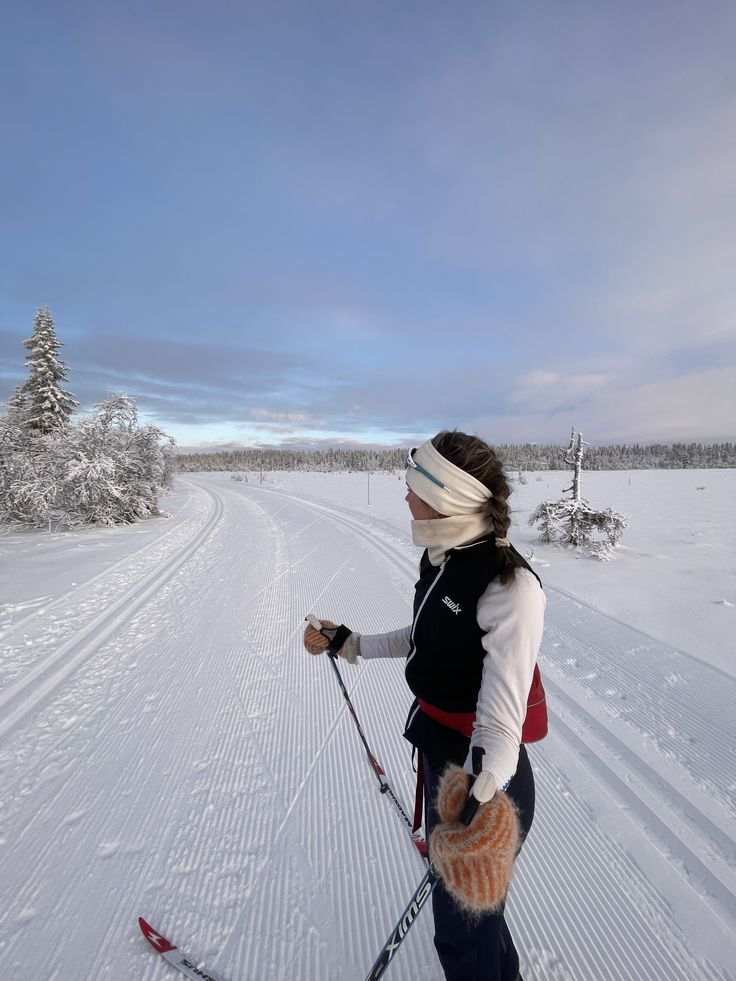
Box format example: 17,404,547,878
305,614,323,631
458,793,480,827
305,615,353,656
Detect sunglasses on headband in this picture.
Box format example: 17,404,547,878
406,447,449,491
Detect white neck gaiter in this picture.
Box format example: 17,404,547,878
411,513,493,566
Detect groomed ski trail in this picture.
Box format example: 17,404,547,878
229,475,736,980
0,472,733,980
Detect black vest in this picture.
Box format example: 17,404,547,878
403,537,541,765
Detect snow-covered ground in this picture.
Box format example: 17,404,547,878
0,469,734,980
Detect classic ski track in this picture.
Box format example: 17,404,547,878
162,488,408,976
22,480,282,981
543,675,736,924
543,598,736,742
542,611,736,816
0,483,210,697
0,481,199,646
0,482,224,743
519,745,727,981
544,663,736,865
545,580,736,684
243,484,419,582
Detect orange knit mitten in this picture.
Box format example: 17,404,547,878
429,765,520,915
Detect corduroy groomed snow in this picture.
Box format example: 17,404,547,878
429,765,520,915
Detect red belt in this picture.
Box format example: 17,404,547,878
418,699,475,736
411,666,548,839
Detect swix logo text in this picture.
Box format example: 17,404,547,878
181,958,217,981
442,596,462,615
383,877,434,961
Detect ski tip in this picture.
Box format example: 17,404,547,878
139,917,177,954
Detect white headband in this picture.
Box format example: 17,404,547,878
406,439,492,516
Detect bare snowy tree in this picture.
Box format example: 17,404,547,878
563,427,584,501
529,427,628,560
22,307,78,435
57,394,176,526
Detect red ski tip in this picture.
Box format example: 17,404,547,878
139,917,177,954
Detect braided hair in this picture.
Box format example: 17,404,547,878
431,430,516,584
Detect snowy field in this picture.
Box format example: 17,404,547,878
0,469,734,980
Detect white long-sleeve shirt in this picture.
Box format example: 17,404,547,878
359,567,545,789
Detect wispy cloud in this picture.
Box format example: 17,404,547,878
472,366,736,445
1,2,734,446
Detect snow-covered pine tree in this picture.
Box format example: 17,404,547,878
5,385,28,427
22,307,78,435
529,427,628,560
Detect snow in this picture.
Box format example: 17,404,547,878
0,469,734,980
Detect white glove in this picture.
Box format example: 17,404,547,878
463,746,498,804
468,770,497,804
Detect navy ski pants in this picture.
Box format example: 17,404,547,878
423,746,535,981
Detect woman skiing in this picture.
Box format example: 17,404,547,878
304,431,546,981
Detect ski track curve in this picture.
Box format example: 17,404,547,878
0,473,734,980
0,481,224,743
0,480,209,695
0,481,200,647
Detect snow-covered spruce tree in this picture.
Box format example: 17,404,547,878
22,307,79,435
57,394,175,526
0,403,60,526
529,428,628,560
6,385,28,423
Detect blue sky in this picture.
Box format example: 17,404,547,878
1,0,734,448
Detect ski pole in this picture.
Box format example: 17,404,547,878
364,864,441,980
305,615,427,858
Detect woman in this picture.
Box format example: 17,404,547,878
304,431,546,981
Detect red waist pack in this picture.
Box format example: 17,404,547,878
419,663,548,744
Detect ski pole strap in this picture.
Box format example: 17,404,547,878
322,623,353,655
412,751,425,842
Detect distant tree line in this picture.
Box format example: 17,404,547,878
499,441,735,470
177,440,735,473
177,447,408,473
